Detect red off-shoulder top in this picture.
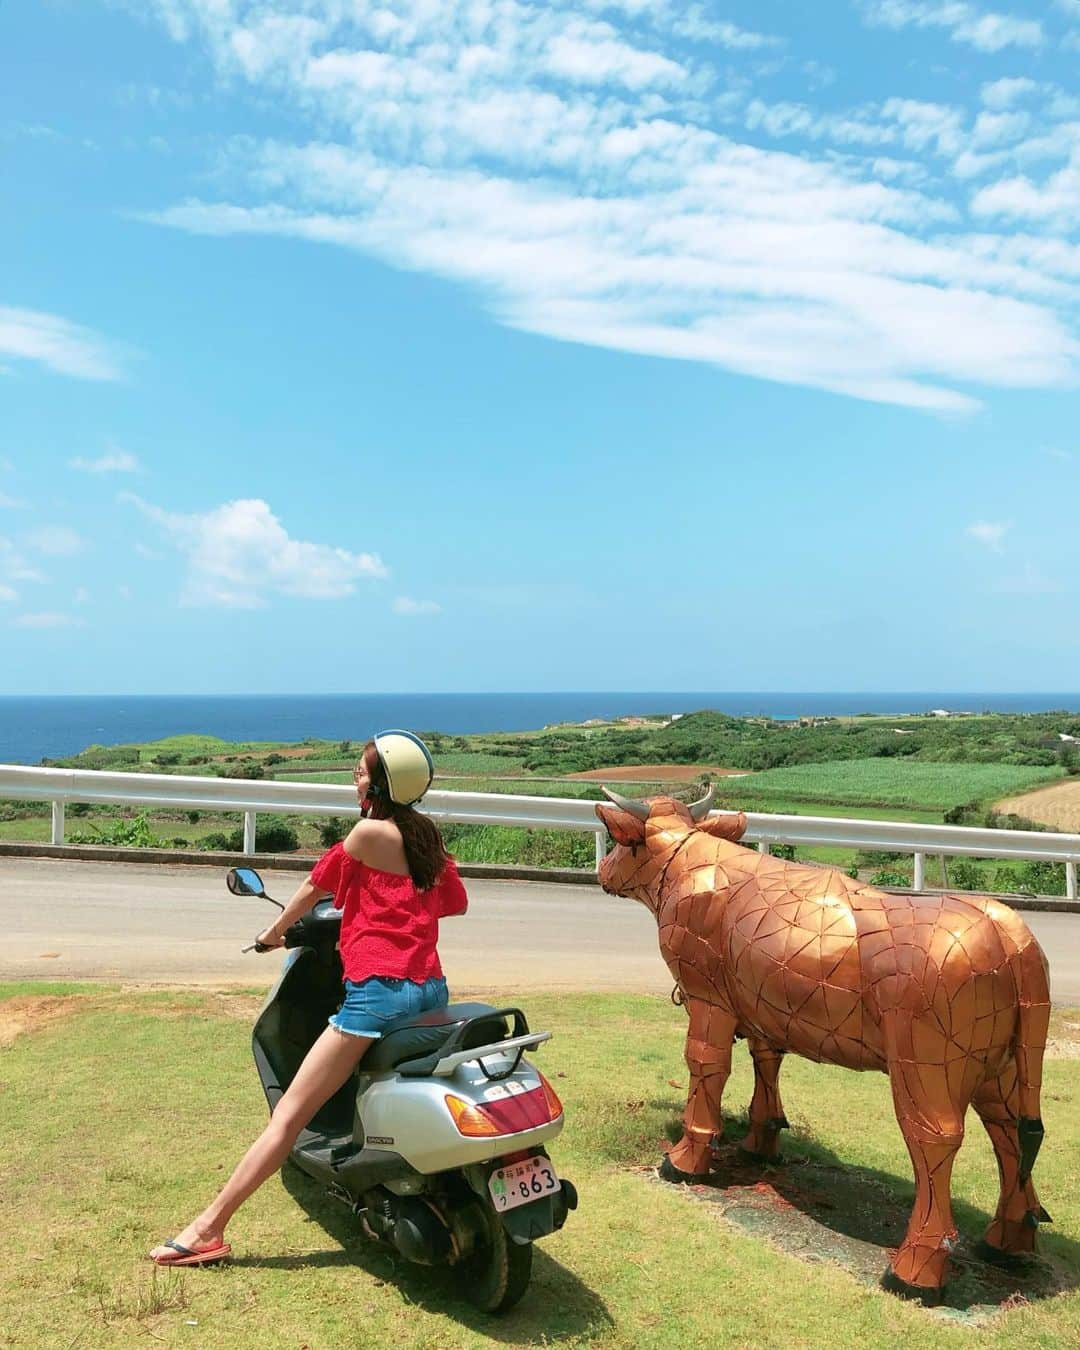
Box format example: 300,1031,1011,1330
310,842,468,984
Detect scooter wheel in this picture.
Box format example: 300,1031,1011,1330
463,1205,532,1315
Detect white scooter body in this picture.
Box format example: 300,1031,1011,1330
231,870,576,1314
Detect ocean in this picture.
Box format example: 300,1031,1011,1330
1,692,1079,766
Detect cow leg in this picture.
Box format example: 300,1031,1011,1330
972,1063,1049,1262
881,1015,966,1303
738,1038,788,1161
661,999,735,1183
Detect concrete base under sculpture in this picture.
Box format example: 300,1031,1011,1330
595,789,1052,1298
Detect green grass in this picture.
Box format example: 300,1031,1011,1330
721,761,1065,811
1,985,1078,1347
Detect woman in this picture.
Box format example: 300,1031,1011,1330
150,729,467,1266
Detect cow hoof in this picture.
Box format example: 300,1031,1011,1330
880,1269,943,1307
659,1155,711,1185
974,1240,1035,1269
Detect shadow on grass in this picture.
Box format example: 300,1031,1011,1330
237,1161,613,1344
651,1099,1080,1324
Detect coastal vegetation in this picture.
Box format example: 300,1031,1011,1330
2,708,1077,894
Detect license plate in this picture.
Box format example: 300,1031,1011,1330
488,1155,561,1212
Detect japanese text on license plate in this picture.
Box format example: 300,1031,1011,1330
488,1155,561,1211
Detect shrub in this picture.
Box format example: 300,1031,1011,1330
69,814,166,848
947,859,984,891
870,868,911,888
319,816,349,848
197,832,232,852
224,761,264,779
187,811,200,824
1015,861,1066,897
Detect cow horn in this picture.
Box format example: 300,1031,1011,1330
600,786,650,820
687,782,716,822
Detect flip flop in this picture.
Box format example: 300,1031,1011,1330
150,1238,232,1267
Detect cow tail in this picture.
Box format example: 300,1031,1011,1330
1012,933,1051,1184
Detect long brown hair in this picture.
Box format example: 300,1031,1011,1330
362,740,449,890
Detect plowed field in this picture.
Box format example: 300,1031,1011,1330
997,779,1080,831
566,764,748,781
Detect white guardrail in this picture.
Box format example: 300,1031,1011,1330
0,764,1077,900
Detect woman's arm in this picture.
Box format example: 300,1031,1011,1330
257,876,331,948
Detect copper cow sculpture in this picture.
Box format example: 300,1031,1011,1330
595,788,1052,1303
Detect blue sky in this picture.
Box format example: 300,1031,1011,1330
1,0,1077,695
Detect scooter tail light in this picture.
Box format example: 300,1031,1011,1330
444,1094,503,1137
537,1072,563,1119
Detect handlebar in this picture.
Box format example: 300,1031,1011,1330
242,920,306,954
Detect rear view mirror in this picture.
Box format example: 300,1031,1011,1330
227,866,266,897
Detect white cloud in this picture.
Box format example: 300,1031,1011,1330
134,0,1078,413
393,596,441,615
860,1,1043,51
966,520,1011,550
69,450,141,473
971,148,1080,225
0,493,27,509
0,306,124,381
1045,446,1073,460
74,587,91,604
134,541,163,559
13,611,83,629
980,77,1039,109
0,537,46,584
26,526,83,556
122,494,387,607
667,10,780,49
543,21,686,90
0,584,16,602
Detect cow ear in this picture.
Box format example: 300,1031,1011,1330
595,802,647,846
696,811,747,842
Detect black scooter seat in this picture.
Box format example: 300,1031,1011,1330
359,1002,513,1074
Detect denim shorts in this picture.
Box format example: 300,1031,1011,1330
329,975,449,1040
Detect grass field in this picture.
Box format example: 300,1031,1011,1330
2,984,1078,1348
715,761,1065,811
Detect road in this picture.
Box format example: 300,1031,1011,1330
2,857,1079,1004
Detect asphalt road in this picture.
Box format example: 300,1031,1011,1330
2,857,1079,1004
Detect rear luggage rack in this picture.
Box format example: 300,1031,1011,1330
397,1007,550,1080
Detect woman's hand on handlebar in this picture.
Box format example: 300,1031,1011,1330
254,926,285,952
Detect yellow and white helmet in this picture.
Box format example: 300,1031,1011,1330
373,729,435,805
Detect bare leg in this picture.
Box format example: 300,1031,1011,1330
663,999,735,1180
739,1039,788,1160
972,1063,1046,1259
150,1026,371,1257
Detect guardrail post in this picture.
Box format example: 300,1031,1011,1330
243,810,256,855
51,799,65,845
913,851,925,891
594,831,607,872
1068,861,1078,901
759,840,771,856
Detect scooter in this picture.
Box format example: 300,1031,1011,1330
228,866,577,1314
